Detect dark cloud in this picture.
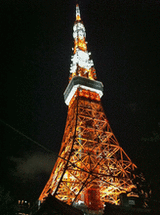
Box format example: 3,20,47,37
10,152,57,180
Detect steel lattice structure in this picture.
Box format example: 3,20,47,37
39,4,138,211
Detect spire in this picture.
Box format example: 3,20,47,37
76,4,81,21
69,4,97,81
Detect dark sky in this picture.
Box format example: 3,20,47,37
0,0,160,202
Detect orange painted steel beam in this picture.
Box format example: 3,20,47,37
39,89,137,209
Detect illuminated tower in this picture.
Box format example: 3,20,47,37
39,4,138,211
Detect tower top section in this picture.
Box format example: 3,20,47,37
69,4,97,81
76,4,81,21
64,4,103,106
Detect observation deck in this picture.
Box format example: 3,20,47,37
64,76,103,105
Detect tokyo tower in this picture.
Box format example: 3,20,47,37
39,4,139,211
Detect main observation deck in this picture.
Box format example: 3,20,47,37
64,76,103,105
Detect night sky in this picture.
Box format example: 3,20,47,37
0,0,160,203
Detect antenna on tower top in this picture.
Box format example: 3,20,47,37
76,3,81,21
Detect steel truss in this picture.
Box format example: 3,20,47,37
39,88,137,210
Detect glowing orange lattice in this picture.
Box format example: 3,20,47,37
39,88,137,209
